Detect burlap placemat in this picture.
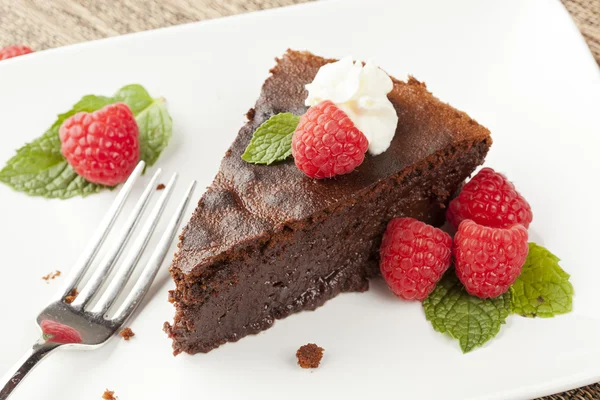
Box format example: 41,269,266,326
0,1,598,399
0,0,598,64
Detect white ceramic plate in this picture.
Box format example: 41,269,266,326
1,0,599,399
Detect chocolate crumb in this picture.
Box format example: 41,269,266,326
120,328,135,341
156,183,166,191
64,288,79,304
168,290,176,303
163,321,172,336
537,296,545,303
296,343,324,368
246,107,256,121
102,389,117,400
225,149,232,157
42,270,61,281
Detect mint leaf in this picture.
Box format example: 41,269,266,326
242,113,300,164
68,95,113,114
423,270,511,353
0,107,107,198
136,97,172,166
114,84,172,167
0,157,103,199
510,243,573,318
113,84,153,115
0,85,172,199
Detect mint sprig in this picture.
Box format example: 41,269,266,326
423,270,511,353
510,243,573,318
0,84,172,199
423,243,574,353
242,113,300,165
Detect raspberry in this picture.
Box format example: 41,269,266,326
59,103,140,186
379,218,452,301
454,219,529,298
291,100,368,179
447,167,533,229
40,319,82,344
0,45,33,61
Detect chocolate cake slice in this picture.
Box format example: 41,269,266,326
164,50,492,354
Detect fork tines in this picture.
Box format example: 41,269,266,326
58,160,195,323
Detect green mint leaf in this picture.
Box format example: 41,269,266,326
136,97,172,166
113,84,153,115
0,85,172,199
69,95,113,114
0,102,108,198
114,84,171,166
0,148,103,199
242,113,300,165
510,243,573,318
423,270,511,353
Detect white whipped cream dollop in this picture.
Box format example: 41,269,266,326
305,57,398,155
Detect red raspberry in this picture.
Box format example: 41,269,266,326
454,219,529,298
292,100,369,179
41,320,82,344
379,218,452,301
59,103,140,186
447,167,532,229
0,45,33,61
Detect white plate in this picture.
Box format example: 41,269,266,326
1,0,599,399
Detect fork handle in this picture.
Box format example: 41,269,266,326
0,341,60,400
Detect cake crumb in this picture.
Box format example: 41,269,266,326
119,328,135,341
296,343,324,369
246,107,256,121
167,290,176,303
64,288,79,304
102,389,117,400
156,183,166,191
42,270,61,281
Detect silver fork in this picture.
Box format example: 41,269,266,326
0,161,196,400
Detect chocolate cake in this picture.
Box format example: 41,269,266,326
164,50,492,354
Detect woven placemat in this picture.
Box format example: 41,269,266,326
0,1,598,399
